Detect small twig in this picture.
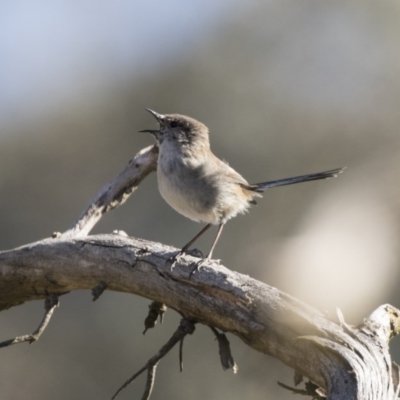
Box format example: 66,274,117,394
179,337,184,372
278,381,310,396
277,381,326,399
143,301,167,334
210,326,238,373
112,319,195,400
92,281,108,301
142,365,157,400
0,295,59,348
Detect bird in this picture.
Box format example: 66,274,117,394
140,108,344,262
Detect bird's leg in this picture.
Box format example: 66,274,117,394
190,223,225,276
181,223,212,254
169,223,212,264
205,223,224,260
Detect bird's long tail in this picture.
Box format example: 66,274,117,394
247,167,345,193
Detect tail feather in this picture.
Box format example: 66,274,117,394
247,167,345,193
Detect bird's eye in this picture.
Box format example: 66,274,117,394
170,121,178,128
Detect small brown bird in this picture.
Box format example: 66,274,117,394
141,109,344,261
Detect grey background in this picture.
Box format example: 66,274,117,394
1,1,400,399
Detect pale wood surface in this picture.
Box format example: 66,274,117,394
0,145,399,400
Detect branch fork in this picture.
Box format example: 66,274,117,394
0,144,399,400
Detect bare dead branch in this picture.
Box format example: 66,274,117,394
112,319,196,400
142,365,157,400
1,234,399,399
1,143,400,399
0,145,158,348
210,326,238,373
0,295,59,348
179,337,184,372
62,144,158,238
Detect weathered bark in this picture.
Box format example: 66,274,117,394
0,234,399,399
0,145,399,399
62,144,158,238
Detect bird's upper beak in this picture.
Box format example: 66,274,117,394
139,108,165,134
145,108,165,121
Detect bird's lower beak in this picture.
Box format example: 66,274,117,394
145,108,165,121
138,129,160,134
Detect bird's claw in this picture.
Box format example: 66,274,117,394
189,256,222,276
168,248,203,267
167,252,182,269
189,258,208,277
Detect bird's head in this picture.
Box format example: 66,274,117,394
140,109,210,151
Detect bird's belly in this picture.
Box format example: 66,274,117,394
157,167,216,224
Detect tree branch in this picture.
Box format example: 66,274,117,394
0,233,399,399
1,144,399,399
210,326,238,373
0,295,59,348
0,144,158,346
111,318,195,400
62,144,158,238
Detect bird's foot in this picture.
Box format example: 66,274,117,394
189,258,209,277
168,248,204,269
189,257,221,277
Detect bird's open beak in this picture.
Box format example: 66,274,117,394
139,108,165,134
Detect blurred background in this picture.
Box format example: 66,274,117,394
1,0,400,399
